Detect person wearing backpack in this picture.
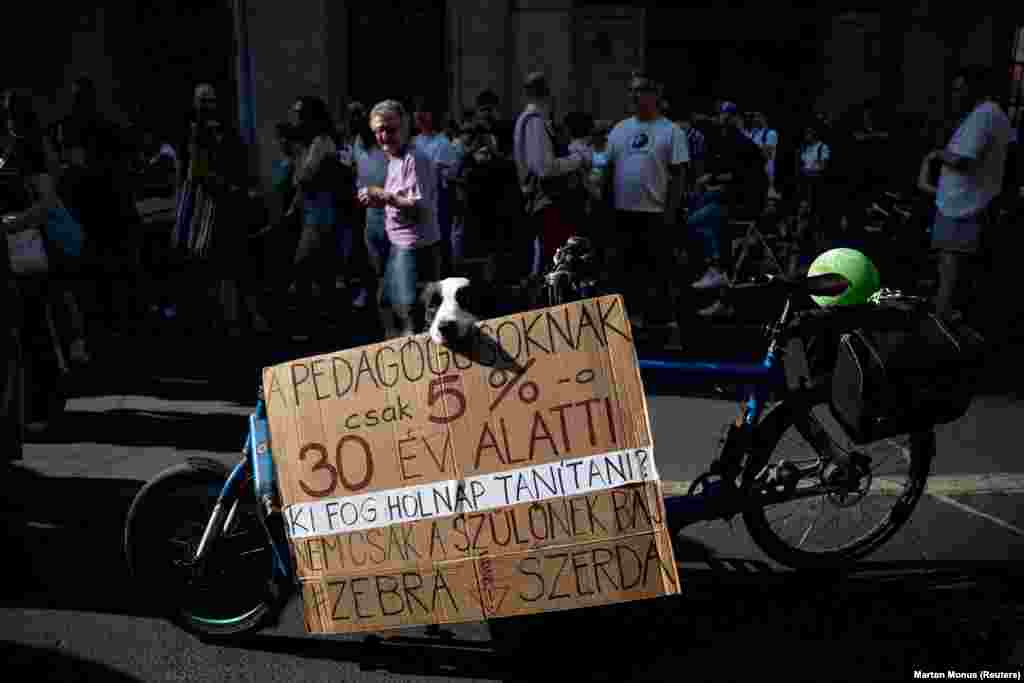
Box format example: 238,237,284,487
513,72,590,285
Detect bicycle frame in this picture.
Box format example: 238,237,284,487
640,294,796,428
188,289,811,578
192,398,294,584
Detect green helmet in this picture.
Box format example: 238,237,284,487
807,248,881,307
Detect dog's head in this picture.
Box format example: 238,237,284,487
422,277,479,346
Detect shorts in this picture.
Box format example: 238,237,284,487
931,209,988,254
383,242,441,307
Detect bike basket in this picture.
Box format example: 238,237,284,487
829,296,986,444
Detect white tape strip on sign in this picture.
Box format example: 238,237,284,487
284,447,658,541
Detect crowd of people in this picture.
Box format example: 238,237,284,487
2,62,1021,387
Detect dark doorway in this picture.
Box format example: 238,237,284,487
649,39,820,122
119,0,237,137
347,2,447,117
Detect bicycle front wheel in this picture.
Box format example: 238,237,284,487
741,401,934,569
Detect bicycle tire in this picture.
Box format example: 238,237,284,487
124,458,278,639
741,400,934,568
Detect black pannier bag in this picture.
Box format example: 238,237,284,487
829,295,986,444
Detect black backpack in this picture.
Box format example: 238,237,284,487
828,294,986,444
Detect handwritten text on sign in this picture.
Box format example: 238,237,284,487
263,296,677,634
285,447,658,540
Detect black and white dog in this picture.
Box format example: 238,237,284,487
420,277,481,346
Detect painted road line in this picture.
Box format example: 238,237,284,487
662,473,1024,498
927,493,1024,537
65,396,250,416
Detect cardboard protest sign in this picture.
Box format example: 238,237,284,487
262,295,679,634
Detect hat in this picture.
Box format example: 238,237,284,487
718,101,737,114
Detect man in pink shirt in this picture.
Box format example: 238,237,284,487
358,99,441,339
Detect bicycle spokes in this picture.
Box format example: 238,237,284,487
754,408,918,557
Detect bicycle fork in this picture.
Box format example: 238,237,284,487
191,409,291,582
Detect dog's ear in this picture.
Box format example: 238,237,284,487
454,280,474,310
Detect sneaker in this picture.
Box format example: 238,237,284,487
352,288,368,309
697,300,735,318
692,268,729,290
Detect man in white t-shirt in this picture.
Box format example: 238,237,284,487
926,66,1012,318
605,73,689,328
748,112,779,198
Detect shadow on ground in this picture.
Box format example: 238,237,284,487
1,463,1020,681
0,641,142,682
221,559,1023,682
28,409,250,452
214,557,1015,679
0,466,148,617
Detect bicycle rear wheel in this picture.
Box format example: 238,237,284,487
741,400,934,568
124,458,278,639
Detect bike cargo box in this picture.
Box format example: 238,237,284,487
829,298,985,444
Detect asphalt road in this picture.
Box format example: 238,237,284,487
2,318,1023,682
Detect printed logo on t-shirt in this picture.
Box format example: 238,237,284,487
631,132,650,150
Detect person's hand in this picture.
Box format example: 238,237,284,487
359,186,387,208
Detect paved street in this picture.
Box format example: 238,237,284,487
2,320,1023,682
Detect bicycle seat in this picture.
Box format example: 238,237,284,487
733,273,849,298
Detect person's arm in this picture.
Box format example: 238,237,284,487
664,124,690,224
293,135,336,186
602,129,619,206
917,155,938,195
372,153,428,215
763,130,778,162
4,171,60,233
524,116,583,180
935,108,990,173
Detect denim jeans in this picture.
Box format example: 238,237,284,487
364,209,389,277
687,190,725,262
384,242,441,307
